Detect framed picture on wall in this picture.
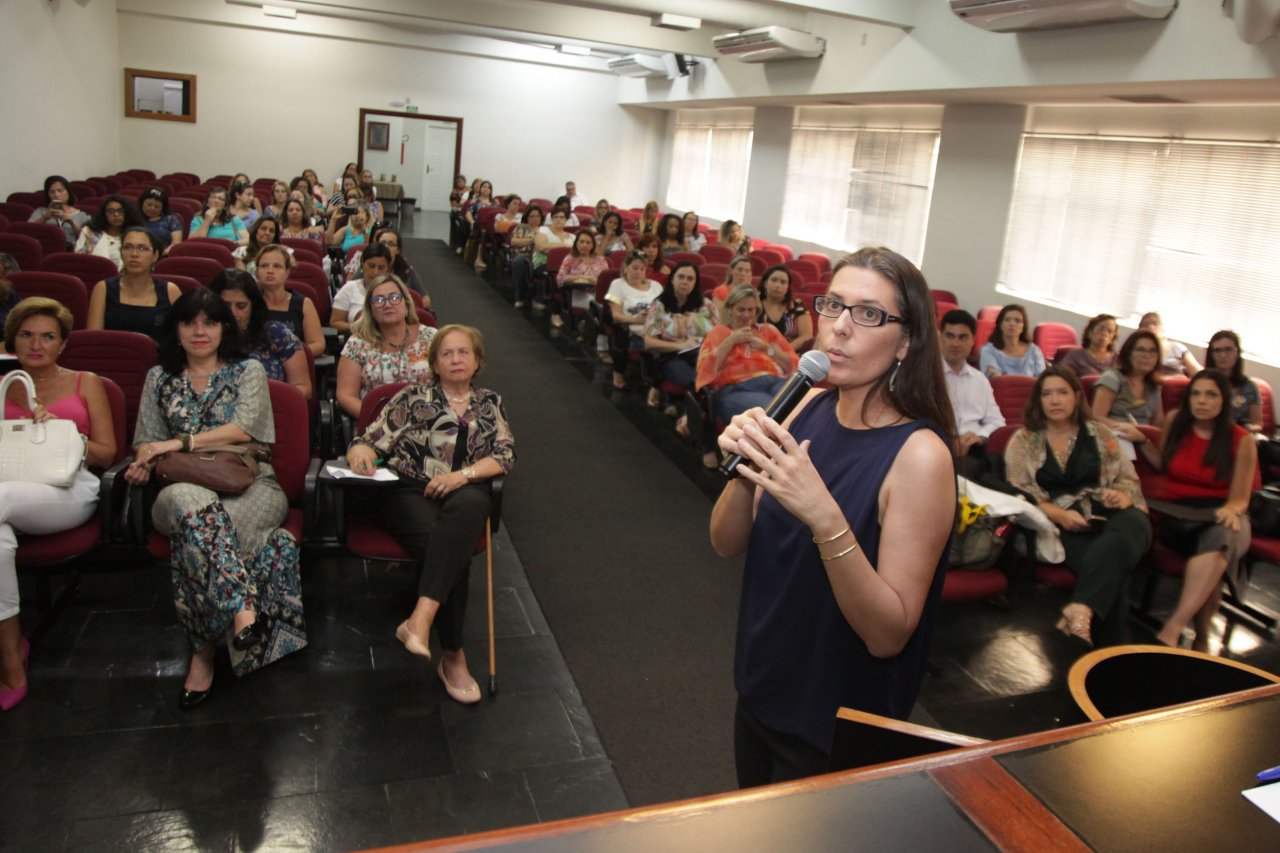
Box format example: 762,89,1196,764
367,121,390,151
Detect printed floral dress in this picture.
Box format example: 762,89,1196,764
134,359,306,675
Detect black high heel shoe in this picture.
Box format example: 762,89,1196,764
232,620,263,651
179,683,213,711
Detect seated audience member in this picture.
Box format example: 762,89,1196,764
1,297,116,709
0,277,18,331
940,309,1005,475
595,212,633,256
466,182,500,271
1004,366,1150,646
508,205,543,310
636,201,661,236
757,265,813,353
1139,311,1202,377
228,181,261,230
189,186,248,244
86,228,182,339
657,214,685,256
593,199,611,226
332,162,359,197
233,217,287,275
1057,313,1118,377
1205,330,1263,433
29,175,91,249
636,234,671,279
979,304,1045,378
211,270,311,400
278,198,324,242
125,287,306,710
532,208,576,309
644,261,714,430
331,242,393,333
228,173,261,212
551,197,579,227
361,180,384,225
605,251,665,391
336,275,436,418
494,195,523,235
302,169,327,208
289,177,321,224
682,211,706,252
139,186,185,254
255,244,324,357
1092,329,1164,466
1154,369,1258,651
75,195,144,272
376,228,428,302
360,169,378,197
327,174,359,219
718,220,751,256
450,178,478,254
695,283,798,434
565,181,586,209
263,181,290,220
555,230,608,329
448,174,467,214
328,200,374,253
346,324,514,704
708,256,755,315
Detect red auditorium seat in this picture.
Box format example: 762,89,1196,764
1033,322,1079,356
167,241,236,268
61,329,159,440
785,259,821,288
699,244,737,264
7,221,68,257
154,256,223,286
41,253,119,291
990,375,1037,428
7,272,88,328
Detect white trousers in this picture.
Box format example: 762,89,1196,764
0,469,99,620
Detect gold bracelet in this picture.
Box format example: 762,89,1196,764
820,542,860,562
812,526,850,545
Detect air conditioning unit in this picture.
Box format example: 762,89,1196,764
607,54,670,78
950,0,1177,32
712,26,826,62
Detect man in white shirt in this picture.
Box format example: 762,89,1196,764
941,308,1005,476
565,181,587,210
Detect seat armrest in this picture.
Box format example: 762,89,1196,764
489,476,504,535
302,457,322,540
98,458,133,542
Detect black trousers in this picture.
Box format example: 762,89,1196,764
378,482,492,651
734,700,829,789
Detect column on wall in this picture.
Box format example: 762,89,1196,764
740,107,795,244
919,104,1027,309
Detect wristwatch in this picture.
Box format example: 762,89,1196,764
463,467,475,481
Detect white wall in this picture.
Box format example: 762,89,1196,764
116,13,664,206
0,0,120,194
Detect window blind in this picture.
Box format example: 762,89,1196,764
1001,134,1280,365
779,118,938,264
666,108,754,221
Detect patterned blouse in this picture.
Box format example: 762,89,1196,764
134,359,275,466
248,322,304,381
510,223,537,259
339,324,437,398
760,298,810,342
645,300,714,344
556,255,608,286
1004,420,1146,512
354,383,516,482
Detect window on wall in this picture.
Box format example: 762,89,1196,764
666,108,754,221
1000,133,1280,365
779,109,939,263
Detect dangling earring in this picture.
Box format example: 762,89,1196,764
888,359,901,393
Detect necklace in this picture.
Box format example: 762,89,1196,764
33,366,66,383
446,389,471,405
1049,431,1077,467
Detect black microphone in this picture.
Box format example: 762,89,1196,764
719,350,831,478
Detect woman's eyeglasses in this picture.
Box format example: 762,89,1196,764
812,296,904,328
370,293,404,307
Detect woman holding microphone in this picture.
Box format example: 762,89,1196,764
709,247,955,787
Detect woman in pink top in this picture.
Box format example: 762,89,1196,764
555,231,608,330
0,297,116,710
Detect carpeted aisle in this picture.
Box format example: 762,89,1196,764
410,239,742,805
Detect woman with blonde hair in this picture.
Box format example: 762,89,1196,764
336,274,436,418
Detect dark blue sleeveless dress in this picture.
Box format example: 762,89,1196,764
734,389,952,752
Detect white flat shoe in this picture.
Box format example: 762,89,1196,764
396,621,432,661
437,662,481,704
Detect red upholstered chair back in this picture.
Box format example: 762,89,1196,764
784,259,821,288
154,256,223,287
798,252,831,273
933,302,959,328
990,375,1037,428
668,252,704,267
158,274,202,294
0,233,43,270
40,252,118,291
1161,375,1190,415
7,272,89,329
61,329,159,441
701,263,728,285
1257,378,1276,434
1033,322,1079,355
8,221,68,257
267,380,310,504
976,305,1002,321
930,289,959,305
1,198,39,215
167,240,236,268
288,262,330,320
699,244,736,264
280,238,324,266
765,243,793,261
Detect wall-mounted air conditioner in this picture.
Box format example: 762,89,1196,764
711,26,826,62
607,54,670,77
950,0,1177,32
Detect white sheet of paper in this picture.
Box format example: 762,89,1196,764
1242,783,1280,824
325,464,399,482
1115,437,1138,461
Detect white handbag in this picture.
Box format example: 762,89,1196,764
0,370,88,487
